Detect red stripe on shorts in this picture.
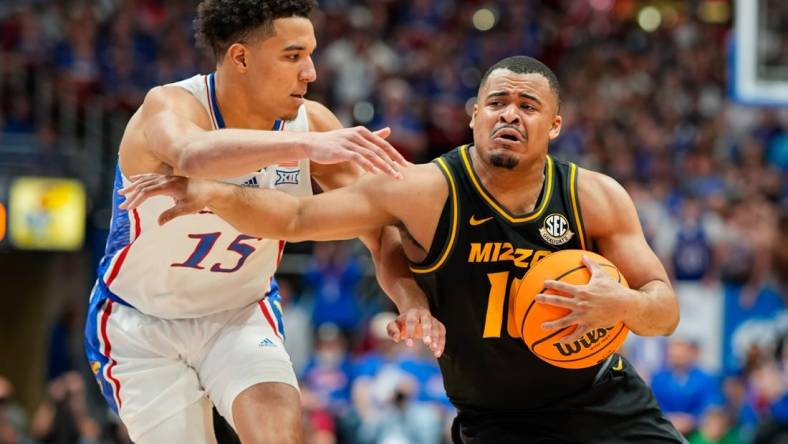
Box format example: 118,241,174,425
100,300,123,409
258,300,282,341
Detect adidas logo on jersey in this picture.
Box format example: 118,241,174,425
242,176,260,187
258,338,277,348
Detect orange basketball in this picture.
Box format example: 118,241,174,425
512,250,629,369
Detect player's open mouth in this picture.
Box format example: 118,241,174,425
492,127,525,143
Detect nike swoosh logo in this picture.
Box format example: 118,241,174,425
612,356,623,371
469,215,494,226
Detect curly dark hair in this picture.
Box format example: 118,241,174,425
195,0,317,59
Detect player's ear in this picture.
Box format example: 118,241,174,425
469,103,478,129
548,114,562,140
226,43,248,73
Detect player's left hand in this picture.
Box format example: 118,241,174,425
386,307,446,358
535,255,633,344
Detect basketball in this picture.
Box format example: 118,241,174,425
512,250,629,369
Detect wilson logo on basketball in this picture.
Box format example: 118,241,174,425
539,213,574,245
552,327,614,356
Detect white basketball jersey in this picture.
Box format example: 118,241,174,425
97,73,312,319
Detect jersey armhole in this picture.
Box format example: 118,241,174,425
409,158,459,274
569,163,590,250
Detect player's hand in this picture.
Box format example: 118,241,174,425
535,256,633,344
304,127,407,179
118,173,215,225
386,307,446,358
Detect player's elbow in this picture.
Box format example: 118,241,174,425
175,147,209,177
664,301,680,336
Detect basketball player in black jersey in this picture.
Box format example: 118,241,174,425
121,55,685,443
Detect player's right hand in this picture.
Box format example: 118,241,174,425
386,307,446,358
304,126,408,179
119,173,213,225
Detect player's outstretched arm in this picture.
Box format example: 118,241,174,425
536,169,679,339
119,166,423,242
130,86,406,179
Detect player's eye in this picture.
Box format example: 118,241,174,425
286,54,300,61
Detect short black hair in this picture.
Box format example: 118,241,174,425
195,0,317,59
479,56,561,107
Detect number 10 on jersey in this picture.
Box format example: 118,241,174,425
483,271,525,339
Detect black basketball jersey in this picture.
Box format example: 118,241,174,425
411,144,601,412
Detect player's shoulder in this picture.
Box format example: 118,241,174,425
304,100,341,131
577,167,629,204
576,167,638,232
141,84,201,113
135,82,212,132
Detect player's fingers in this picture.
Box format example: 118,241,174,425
128,173,158,182
535,293,577,309
542,280,580,295
582,256,603,275
349,152,380,175
404,312,417,347
356,128,403,171
373,127,391,139
371,127,408,167
158,204,194,225
118,175,159,196
419,311,433,345
387,320,402,343
120,183,160,209
435,322,446,357
122,179,176,209
353,139,402,179
431,319,445,356
559,326,588,344
541,314,578,330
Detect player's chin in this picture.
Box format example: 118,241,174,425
488,149,520,170
278,103,301,121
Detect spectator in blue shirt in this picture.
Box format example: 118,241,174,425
652,337,723,436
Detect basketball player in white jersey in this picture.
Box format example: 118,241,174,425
83,1,444,443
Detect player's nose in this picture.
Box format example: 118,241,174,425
499,104,520,124
300,56,317,83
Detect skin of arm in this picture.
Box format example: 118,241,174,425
537,169,680,338
306,101,442,348
121,86,403,179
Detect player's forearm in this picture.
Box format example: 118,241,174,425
176,129,309,178
364,227,430,313
621,280,679,336
205,182,303,239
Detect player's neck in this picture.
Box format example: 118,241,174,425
470,145,547,215
214,71,278,130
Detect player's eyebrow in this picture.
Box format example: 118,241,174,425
486,90,542,105
283,44,307,51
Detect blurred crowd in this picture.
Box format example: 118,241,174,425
1,0,787,443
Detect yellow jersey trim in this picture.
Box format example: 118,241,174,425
410,158,459,274
569,163,587,250
460,145,554,223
